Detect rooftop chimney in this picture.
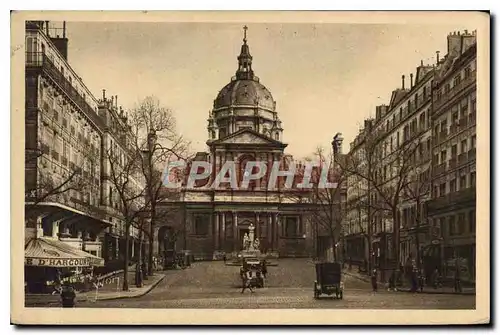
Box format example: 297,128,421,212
102,89,106,100
50,21,69,60
402,75,405,90
410,73,414,88
436,51,440,65
421,60,424,66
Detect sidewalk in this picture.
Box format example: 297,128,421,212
25,272,166,307
342,268,475,295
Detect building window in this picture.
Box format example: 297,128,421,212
445,83,451,94
461,139,468,153
439,183,446,196
440,150,447,164
284,216,299,237
450,179,456,193
275,132,279,141
459,175,467,190
465,66,472,78
449,216,456,235
399,108,403,120
453,74,461,87
470,172,476,187
468,210,475,233
194,215,209,235
471,135,476,148
219,127,227,139
457,213,465,235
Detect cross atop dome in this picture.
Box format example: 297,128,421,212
243,25,248,44
236,25,254,80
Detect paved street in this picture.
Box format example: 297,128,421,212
77,259,475,309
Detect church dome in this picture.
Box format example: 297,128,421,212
214,79,275,110
212,25,275,112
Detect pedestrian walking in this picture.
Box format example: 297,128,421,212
454,266,462,293
410,268,418,292
371,268,378,292
241,268,255,294
418,269,425,293
261,259,268,278
60,283,76,308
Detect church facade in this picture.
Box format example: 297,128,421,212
156,29,325,260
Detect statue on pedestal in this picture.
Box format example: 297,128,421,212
243,233,250,251
253,238,260,251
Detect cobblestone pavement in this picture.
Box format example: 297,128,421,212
76,259,475,309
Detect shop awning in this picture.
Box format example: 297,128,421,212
25,237,104,267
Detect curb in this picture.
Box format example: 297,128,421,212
342,271,475,296
95,274,166,301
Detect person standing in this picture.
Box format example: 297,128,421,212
371,268,378,292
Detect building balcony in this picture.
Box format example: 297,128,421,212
433,70,477,111
427,187,476,214
25,52,104,129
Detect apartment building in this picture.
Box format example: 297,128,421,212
344,63,434,274
25,21,108,259
428,31,477,283
24,21,146,266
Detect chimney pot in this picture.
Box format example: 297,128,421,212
102,89,106,100
402,75,405,90
410,73,414,88
465,29,468,34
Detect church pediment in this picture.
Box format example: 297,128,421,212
213,129,285,147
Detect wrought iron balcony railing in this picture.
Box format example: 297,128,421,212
25,52,104,129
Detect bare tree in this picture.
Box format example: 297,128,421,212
129,96,191,275
401,144,432,272
287,147,347,262
340,130,421,274
104,141,148,291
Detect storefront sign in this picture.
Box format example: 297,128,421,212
25,257,90,267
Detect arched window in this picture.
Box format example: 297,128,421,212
274,132,279,141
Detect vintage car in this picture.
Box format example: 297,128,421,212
313,262,344,299
240,257,265,288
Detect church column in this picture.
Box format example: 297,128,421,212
214,212,220,250
233,212,238,251
255,152,261,189
274,212,280,250
255,212,260,238
221,212,226,251
268,214,273,250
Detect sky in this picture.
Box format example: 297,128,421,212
63,22,470,159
